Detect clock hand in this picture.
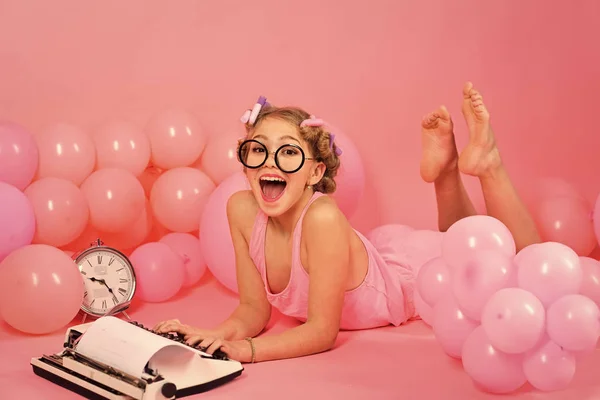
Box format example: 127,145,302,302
88,277,115,294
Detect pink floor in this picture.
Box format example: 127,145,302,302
1,274,599,400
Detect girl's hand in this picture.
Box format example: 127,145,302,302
203,339,253,363
152,319,223,342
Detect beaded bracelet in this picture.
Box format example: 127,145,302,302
245,337,256,363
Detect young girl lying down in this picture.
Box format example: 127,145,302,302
154,82,540,363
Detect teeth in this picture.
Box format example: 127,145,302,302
260,176,285,183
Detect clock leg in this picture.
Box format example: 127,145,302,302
122,311,132,321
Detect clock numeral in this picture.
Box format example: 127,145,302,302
118,287,127,295
108,258,115,266
116,268,124,272
97,255,103,265
84,291,88,298
80,270,87,275
102,299,107,310
112,294,119,305
119,278,128,283
87,260,93,268
90,299,96,307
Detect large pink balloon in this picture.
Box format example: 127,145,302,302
150,167,215,233
160,233,206,287
416,257,451,308
523,338,577,392
24,177,89,247
199,172,250,293
535,196,596,256
80,168,145,233
0,121,38,190
515,242,582,307
36,123,96,186
452,250,516,321
432,295,479,358
129,242,185,303
462,326,527,394
594,193,600,248
0,244,84,334
319,124,365,219
0,182,36,262
441,215,516,271
579,256,600,307
145,109,207,170
481,288,545,354
195,129,243,185
93,120,151,177
546,294,600,352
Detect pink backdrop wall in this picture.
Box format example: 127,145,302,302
1,0,599,235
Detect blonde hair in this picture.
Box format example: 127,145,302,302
240,105,341,194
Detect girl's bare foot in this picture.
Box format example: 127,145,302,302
458,82,502,177
420,105,459,183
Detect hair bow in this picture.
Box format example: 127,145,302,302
300,115,343,156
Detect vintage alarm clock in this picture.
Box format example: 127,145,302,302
72,239,137,323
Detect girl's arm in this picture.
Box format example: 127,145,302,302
212,191,273,340
248,200,351,362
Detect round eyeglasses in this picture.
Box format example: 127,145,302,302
237,139,315,174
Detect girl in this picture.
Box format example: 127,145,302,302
153,82,541,363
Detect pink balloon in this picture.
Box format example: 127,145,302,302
129,242,185,303
195,129,244,185
546,294,600,352
150,167,215,233
24,177,89,247
80,168,145,233
441,215,516,271
0,244,84,334
579,256,600,307
101,200,153,251
416,257,451,308
452,250,516,321
414,290,433,326
481,288,545,354
36,123,96,186
523,338,576,392
93,120,151,177
594,193,600,248
0,182,36,262
199,171,250,293
145,109,207,170
462,326,527,394
534,177,585,201
515,242,582,307
535,196,596,256
160,233,206,287
432,295,479,358
322,126,365,219
0,121,38,190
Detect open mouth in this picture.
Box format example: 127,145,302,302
259,175,287,202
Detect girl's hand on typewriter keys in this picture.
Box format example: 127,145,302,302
152,319,223,342
186,337,251,363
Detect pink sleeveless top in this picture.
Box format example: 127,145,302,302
248,192,414,330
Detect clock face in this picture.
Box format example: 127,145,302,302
76,248,136,317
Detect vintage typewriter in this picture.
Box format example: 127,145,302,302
31,306,244,400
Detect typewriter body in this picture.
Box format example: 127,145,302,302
31,319,244,400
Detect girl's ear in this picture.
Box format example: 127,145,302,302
308,161,327,186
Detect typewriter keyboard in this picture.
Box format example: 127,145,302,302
129,321,230,361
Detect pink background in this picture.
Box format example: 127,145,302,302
1,0,599,233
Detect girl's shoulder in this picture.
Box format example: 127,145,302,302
227,189,260,241
302,194,351,234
